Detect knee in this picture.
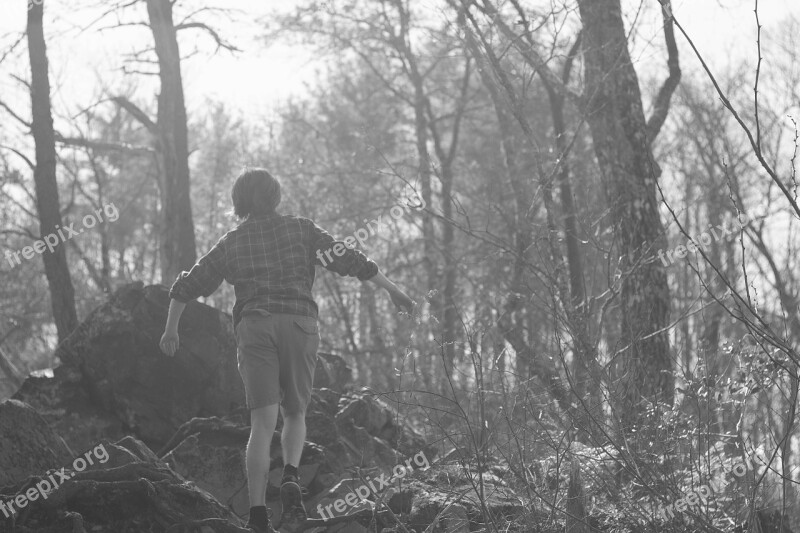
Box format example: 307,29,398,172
281,408,307,421
251,404,279,428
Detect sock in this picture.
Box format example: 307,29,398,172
248,505,269,528
282,464,298,483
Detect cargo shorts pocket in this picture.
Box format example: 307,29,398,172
293,317,318,336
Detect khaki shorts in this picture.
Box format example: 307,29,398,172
235,310,320,413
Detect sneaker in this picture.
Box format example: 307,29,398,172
246,507,277,533
279,474,307,532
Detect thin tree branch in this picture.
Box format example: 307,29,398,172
645,0,681,143
55,133,153,156
0,145,35,170
111,96,158,133
174,22,241,52
0,100,32,129
473,0,583,105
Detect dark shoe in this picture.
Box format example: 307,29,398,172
246,507,277,533
280,475,307,532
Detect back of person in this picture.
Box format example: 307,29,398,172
175,208,379,329
160,168,412,533
224,213,320,322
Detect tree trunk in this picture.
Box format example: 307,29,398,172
411,77,439,394
565,459,590,533
577,0,674,429
145,0,197,283
544,80,602,440
27,2,79,343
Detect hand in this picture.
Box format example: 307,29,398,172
160,330,179,357
388,287,415,314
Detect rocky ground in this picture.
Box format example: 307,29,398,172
0,283,525,532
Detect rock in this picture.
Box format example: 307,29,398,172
336,393,433,463
307,393,344,448
155,387,439,527
0,399,73,488
161,418,252,517
400,470,525,532
439,504,470,533
328,522,371,533
313,387,343,414
314,353,352,393
12,363,125,456
12,283,356,453
337,425,401,470
0,435,247,532
337,396,391,435
0,347,23,401
160,416,344,518
56,283,243,446
1,282,470,532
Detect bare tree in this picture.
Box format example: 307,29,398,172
65,1,240,283
576,0,680,431
140,0,197,283
277,0,473,389
27,1,79,343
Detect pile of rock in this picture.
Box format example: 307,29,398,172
0,284,525,532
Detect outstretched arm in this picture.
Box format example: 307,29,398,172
160,238,227,356
308,220,414,314
367,269,414,313
160,299,186,356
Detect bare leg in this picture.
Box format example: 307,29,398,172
280,406,306,467
247,403,280,507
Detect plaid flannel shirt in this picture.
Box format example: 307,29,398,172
169,213,379,327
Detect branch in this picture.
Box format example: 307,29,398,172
645,0,681,143
0,100,31,129
68,239,111,293
0,33,25,66
446,55,472,167
474,0,583,106
670,13,800,221
0,145,35,170
111,96,158,133
55,134,154,156
0,227,37,240
174,22,241,52
0,171,37,211
562,32,582,84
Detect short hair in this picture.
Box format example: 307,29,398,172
231,168,281,219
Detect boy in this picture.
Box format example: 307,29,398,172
159,168,414,533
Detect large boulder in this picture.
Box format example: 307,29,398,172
4,282,507,532
56,282,243,445
0,435,249,532
158,389,433,522
13,283,354,452
12,363,126,459
335,394,432,462
0,399,73,489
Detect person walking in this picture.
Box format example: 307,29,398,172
160,168,414,533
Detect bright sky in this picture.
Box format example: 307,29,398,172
0,0,798,128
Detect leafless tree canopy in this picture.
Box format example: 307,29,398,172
1,0,800,530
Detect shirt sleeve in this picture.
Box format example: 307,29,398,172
169,236,228,302
308,220,379,281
